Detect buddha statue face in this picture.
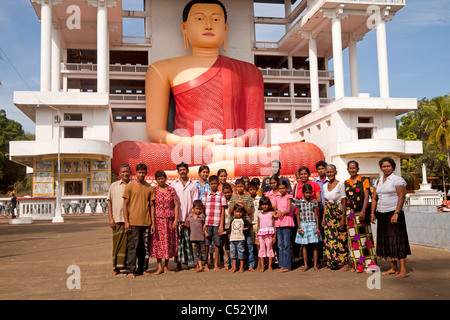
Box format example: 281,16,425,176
181,2,228,51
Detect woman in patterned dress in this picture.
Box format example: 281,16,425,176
150,170,179,274
322,164,348,270
345,161,377,273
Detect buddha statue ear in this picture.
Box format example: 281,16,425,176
181,22,189,51
222,23,229,52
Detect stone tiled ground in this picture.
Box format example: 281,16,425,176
0,216,449,300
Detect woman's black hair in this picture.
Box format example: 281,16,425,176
183,0,228,22
297,166,310,176
217,168,228,176
347,160,359,169
155,170,167,179
379,157,396,170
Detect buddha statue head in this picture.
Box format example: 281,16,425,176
181,0,229,51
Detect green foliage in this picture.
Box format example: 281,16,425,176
0,109,35,195
398,95,450,187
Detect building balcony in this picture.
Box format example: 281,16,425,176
259,68,334,79
337,139,422,157
9,139,112,168
14,91,109,122
62,63,149,73
264,96,333,108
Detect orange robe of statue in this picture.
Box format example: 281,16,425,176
112,55,324,177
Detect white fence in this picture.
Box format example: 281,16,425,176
0,196,108,220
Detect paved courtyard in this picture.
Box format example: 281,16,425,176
0,215,449,301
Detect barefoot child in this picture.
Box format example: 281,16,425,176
294,184,322,272
221,183,234,270
274,180,294,272
248,181,262,270
201,175,226,271
185,200,208,272
257,197,276,272
228,205,251,273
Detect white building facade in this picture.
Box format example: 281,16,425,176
9,0,422,198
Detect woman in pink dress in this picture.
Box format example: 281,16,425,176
150,170,179,274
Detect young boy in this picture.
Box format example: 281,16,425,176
229,178,255,271
228,204,252,273
201,175,226,271
248,181,262,269
221,183,234,270
185,200,208,273
123,163,155,278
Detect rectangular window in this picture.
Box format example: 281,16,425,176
358,116,373,124
357,127,373,140
64,113,82,121
64,181,83,196
64,127,83,138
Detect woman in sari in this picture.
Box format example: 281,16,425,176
322,164,347,270
344,161,377,273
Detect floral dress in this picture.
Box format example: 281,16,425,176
323,181,348,270
345,176,377,272
150,185,178,259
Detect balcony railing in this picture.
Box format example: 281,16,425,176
264,97,334,105
259,68,334,78
62,63,149,73
122,36,152,45
253,41,279,50
334,0,404,3
109,94,146,102
0,196,108,220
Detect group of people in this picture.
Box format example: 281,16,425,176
107,157,411,279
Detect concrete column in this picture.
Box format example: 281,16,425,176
376,17,390,98
309,35,320,111
51,23,61,92
145,0,152,64
97,0,108,93
40,0,52,92
331,13,345,100
348,38,359,97
285,0,292,31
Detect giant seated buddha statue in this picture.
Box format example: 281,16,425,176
112,0,324,177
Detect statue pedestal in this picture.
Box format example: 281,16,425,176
408,184,442,206
9,217,33,225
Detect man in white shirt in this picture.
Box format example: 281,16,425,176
171,162,198,270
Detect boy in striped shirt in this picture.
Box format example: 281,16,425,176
201,175,227,271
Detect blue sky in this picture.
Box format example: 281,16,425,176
0,0,449,134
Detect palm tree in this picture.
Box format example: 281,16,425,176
422,95,450,167
421,95,450,198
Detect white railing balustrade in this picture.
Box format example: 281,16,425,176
109,94,146,102
62,63,149,73
264,97,334,105
0,196,108,220
259,68,334,78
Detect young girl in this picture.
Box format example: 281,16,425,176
294,183,322,272
274,180,294,272
257,197,276,272
185,200,208,273
265,176,280,208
